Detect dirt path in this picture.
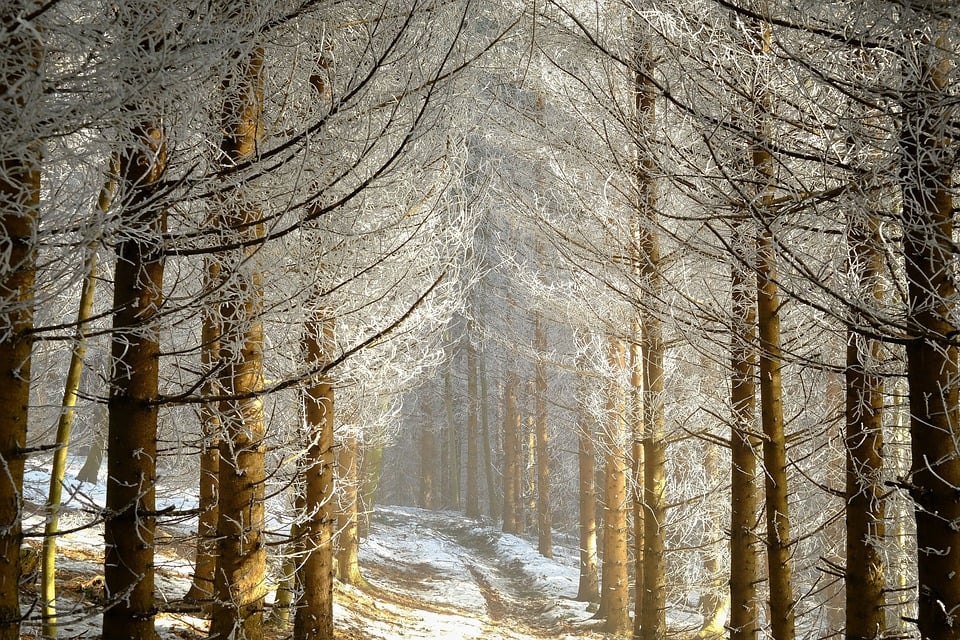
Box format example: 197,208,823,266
356,507,605,640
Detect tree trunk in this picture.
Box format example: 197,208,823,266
576,362,600,603
209,45,267,640
42,240,100,639
844,201,886,640
419,394,438,509
534,311,552,557
465,338,480,519
502,371,521,534
0,11,39,637
479,350,497,520
294,312,336,640
629,332,644,633
632,32,666,640
756,210,795,640
729,225,761,640
443,362,460,510
102,114,167,640
336,431,364,587
599,339,630,636
899,20,960,640
185,255,222,605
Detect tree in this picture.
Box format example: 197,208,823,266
599,338,630,636
899,8,960,639
0,6,39,637
102,51,168,639
294,310,336,640
209,40,268,640
533,310,552,557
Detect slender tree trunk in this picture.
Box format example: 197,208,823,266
629,332,644,635
899,20,960,640
0,11,39,638
533,311,552,557
744,15,796,640
42,244,100,639
756,200,796,640
521,414,539,533
465,337,480,519
698,442,730,638
294,312,336,640
336,431,364,587
443,362,459,510
502,371,521,534
420,394,438,509
599,339,630,636
185,255,222,605
576,363,600,603
631,33,666,640
102,113,167,640
729,225,761,640
209,45,267,640
844,202,886,640
479,351,497,520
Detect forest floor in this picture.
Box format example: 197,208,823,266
19,459,622,640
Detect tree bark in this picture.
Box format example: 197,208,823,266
0,10,39,637
479,351,498,520
576,361,600,603
899,18,960,640
632,31,666,640
209,45,267,640
533,311,552,557
42,237,102,638
501,370,521,534
729,224,761,640
294,312,336,640
599,339,630,636
756,205,796,640
336,431,364,587
102,114,167,640
185,255,222,605
466,337,480,519
844,201,886,640
419,393,438,509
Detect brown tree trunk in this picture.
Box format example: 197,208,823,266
844,204,886,640
102,118,167,640
465,337,480,519
294,313,336,640
729,226,761,640
209,46,267,640
629,332,644,634
185,256,222,605
534,311,552,557
419,393,438,509
0,11,39,638
576,361,600,603
899,22,960,640
599,339,630,636
501,371,521,534
756,206,796,640
479,351,498,520
42,241,102,638
443,362,460,510
336,431,364,587
632,34,666,640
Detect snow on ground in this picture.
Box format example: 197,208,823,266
20,456,649,639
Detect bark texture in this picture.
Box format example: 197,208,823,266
294,313,336,640
209,45,267,640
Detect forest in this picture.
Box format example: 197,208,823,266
1,0,959,639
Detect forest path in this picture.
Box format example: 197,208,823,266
350,506,606,640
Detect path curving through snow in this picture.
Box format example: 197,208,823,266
341,506,607,640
